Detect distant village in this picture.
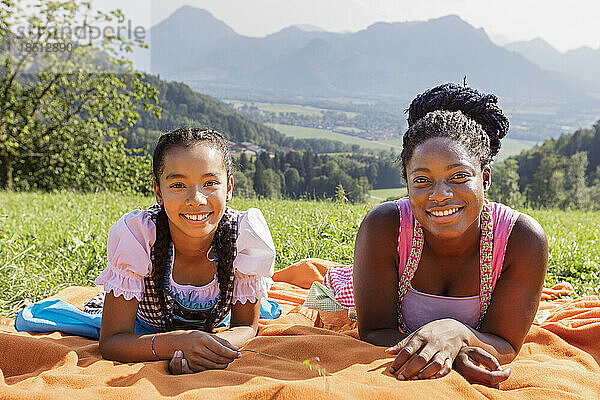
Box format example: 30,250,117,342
233,103,401,141
228,141,293,156
229,141,268,155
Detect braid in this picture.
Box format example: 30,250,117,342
402,83,509,179
153,128,233,182
407,83,509,159
149,204,172,329
149,127,237,331
205,208,237,329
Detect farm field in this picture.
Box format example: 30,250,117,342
495,138,539,161
1,192,598,318
226,100,358,118
267,123,403,152
368,188,408,201
268,123,538,159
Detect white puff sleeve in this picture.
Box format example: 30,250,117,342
232,208,276,304
94,209,156,301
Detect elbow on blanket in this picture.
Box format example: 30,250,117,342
358,327,403,347
98,335,123,361
358,325,375,343
98,337,112,360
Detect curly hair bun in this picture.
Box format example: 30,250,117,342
407,83,509,157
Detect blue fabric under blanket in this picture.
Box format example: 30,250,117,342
15,297,282,339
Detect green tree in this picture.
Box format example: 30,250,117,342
589,120,600,180
232,171,255,198
590,166,600,210
488,159,523,208
238,152,250,172
283,167,302,197
253,157,267,197
525,154,568,208
262,169,282,199
0,0,159,191
562,152,590,209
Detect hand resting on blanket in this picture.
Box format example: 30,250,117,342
453,346,511,386
384,318,512,383
167,331,241,374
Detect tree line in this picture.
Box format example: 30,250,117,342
232,151,404,203
488,120,600,209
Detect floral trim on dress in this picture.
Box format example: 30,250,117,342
396,201,494,333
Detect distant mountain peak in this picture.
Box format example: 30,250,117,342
167,6,216,20
155,6,237,36
428,14,465,23
293,24,326,32
510,37,560,52
505,38,563,60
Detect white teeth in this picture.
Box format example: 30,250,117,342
183,213,209,221
431,208,459,217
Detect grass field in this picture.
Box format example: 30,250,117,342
226,101,358,118
369,188,407,200
267,123,403,152
495,138,539,161
1,192,598,318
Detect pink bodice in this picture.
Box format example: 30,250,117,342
325,197,520,332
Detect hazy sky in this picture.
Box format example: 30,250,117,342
90,0,600,53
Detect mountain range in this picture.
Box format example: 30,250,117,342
138,6,599,105
505,38,600,90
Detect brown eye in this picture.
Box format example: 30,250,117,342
451,173,470,181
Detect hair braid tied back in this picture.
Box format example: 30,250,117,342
149,127,236,331
401,83,510,180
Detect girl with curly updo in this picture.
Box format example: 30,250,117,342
94,128,275,374
326,84,548,386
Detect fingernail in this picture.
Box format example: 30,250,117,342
397,374,405,381
175,350,182,357
237,352,242,358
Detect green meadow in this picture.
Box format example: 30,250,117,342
226,101,358,118
368,188,408,200
267,123,403,152
268,123,538,159
1,192,598,317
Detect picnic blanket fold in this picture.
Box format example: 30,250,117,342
0,258,598,400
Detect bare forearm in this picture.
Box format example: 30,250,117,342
360,328,407,347
460,325,517,364
99,331,185,362
215,326,257,348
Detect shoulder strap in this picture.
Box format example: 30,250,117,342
394,197,414,279
487,201,521,296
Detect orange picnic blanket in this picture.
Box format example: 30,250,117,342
1,258,599,399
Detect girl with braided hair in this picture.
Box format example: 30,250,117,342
94,128,276,374
326,83,548,386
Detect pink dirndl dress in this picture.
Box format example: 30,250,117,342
325,197,520,331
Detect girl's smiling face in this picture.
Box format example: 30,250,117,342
154,143,233,242
406,137,490,240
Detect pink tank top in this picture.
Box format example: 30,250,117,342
325,198,520,332
395,197,519,332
